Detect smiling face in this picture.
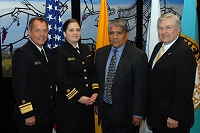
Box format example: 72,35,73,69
108,26,129,48
28,20,48,48
158,17,180,45
63,22,81,47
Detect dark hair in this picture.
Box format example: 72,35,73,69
108,19,129,33
29,17,48,30
62,18,81,31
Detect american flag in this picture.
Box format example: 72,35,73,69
45,0,64,49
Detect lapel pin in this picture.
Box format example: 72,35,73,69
168,53,172,56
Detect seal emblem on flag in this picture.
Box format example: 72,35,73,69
181,34,200,110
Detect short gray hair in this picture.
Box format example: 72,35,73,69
157,13,181,30
108,19,129,33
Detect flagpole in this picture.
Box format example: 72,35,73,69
72,0,81,27
136,0,143,50
0,27,4,133
0,28,3,82
198,0,200,42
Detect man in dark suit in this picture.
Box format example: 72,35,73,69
12,17,56,133
146,13,196,133
95,19,148,133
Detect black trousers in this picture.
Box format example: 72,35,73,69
17,122,53,133
102,102,139,133
56,105,95,133
152,128,190,133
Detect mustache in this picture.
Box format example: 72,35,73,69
111,39,120,42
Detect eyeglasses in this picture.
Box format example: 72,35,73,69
158,26,177,31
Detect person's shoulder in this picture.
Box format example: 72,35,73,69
128,43,144,54
14,41,30,53
53,43,66,52
43,45,51,51
12,44,30,59
96,45,110,52
19,40,38,53
125,43,147,60
79,43,90,50
171,37,195,61
79,43,88,47
176,36,192,51
52,43,71,57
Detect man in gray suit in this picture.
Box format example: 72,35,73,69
95,19,148,133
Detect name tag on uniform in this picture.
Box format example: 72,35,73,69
67,57,75,61
87,54,92,57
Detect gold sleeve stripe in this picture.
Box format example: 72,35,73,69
66,88,78,99
92,83,99,89
19,102,33,114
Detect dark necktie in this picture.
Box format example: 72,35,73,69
75,47,80,54
41,49,48,69
104,49,118,103
41,49,47,61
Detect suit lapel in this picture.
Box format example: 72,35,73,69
149,42,162,70
27,41,49,70
78,44,88,60
44,47,51,62
64,42,85,60
102,46,112,78
43,46,51,69
149,37,181,77
113,43,131,85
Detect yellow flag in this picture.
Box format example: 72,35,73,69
95,114,102,133
95,0,110,50
95,1,108,132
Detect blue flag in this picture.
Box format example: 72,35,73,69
45,0,64,49
180,0,200,133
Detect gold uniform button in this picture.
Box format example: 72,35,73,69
51,96,53,98
82,62,85,64
84,69,86,72
22,100,26,104
86,84,88,87
50,86,52,88
84,77,87,79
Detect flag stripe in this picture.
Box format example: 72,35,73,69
95,1,109,132
45,0,64,49
95,0,110,50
